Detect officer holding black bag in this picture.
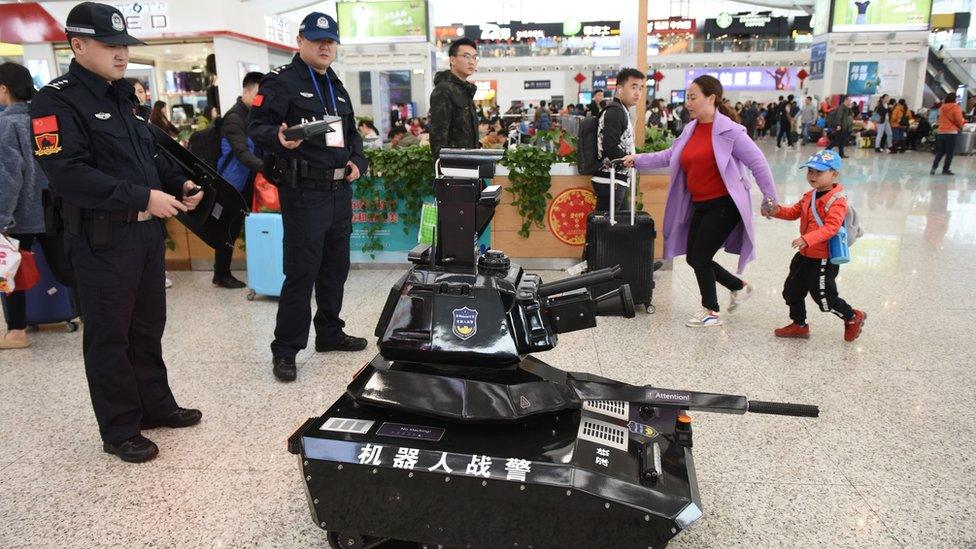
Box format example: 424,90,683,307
30,2,202,463
248,12,369,383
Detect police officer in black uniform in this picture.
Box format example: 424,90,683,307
30,2,202,463
248,13,369,382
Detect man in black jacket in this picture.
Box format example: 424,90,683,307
429,37,479,158
591,68,644,212
213,70,264,288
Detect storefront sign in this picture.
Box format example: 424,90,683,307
685,67,798,91
462,20,620,41
704,12,788,36
435,25,464,40
648,18,696,35
264,14,293,45
524,80,551,90
111,1,170,31
548,188,596,246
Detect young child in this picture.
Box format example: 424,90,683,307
767,149,867,341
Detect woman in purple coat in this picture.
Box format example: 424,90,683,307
624,75,777,328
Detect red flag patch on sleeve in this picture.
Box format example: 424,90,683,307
32,115,59,135
252,94,265,107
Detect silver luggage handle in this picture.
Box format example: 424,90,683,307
608,159,636,226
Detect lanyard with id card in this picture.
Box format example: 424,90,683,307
308,66,345,149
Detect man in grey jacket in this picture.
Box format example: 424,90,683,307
213,71,264,288
799,96,817,145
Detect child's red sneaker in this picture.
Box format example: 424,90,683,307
844,310,867,342
775,323,810,339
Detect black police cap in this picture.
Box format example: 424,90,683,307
65,2,145,46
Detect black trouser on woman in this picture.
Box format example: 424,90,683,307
932,133,958,174
777,121,795,147
686,195,745,312
782,253,854,325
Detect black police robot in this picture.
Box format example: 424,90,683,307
288,149,819,548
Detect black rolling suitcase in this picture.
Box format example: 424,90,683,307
584,161,656,313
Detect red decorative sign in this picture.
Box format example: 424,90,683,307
652,71,665,82
574,73,587,84
547,188,596,246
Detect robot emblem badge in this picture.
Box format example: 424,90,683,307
451,307,478,340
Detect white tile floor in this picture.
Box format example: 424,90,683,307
1,142,975,548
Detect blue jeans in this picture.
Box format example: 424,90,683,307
892,127,906,151
874,122,892,149
801,123,812,144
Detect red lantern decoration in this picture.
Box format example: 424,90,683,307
797,68,809,89
652,71,665,82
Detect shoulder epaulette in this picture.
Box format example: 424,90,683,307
43,77,75,91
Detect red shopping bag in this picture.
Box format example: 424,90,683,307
13,250,39,292
252,173,280,213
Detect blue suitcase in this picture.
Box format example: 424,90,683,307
1,241,79,332
245,212,285,300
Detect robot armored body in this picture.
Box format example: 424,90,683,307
288,149,818,548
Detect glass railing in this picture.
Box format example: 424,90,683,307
928,34,976,51
474,37,809,59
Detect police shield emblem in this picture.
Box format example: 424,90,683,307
452,307,478,340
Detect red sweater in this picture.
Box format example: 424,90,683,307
773,184,848,260
680,122,728,202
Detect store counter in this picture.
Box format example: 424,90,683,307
491,164,667,267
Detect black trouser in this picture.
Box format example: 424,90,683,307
830,129,848,156
932,133,959,173
782,253,855,325
64,220,178,444
213,178,255,275
591,181,629,213
272,184,353,359
777,122,795,147
5,233,39,330
686,195,745,312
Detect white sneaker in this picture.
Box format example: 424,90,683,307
165,272,173,290
728,283,755,313
685,309,723,328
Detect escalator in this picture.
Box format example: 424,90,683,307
926,45,975,102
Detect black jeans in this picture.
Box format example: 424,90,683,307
213,178,255,274
4,233,39,330
686,195,745,312
830,129,848,156
932,133,958,173
782,253,854,325
272,185,353,358
65,221,178,443
591,181,628,213
777,122,795,147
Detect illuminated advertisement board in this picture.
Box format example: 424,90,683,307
336,1,428,44
831,0,932,32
